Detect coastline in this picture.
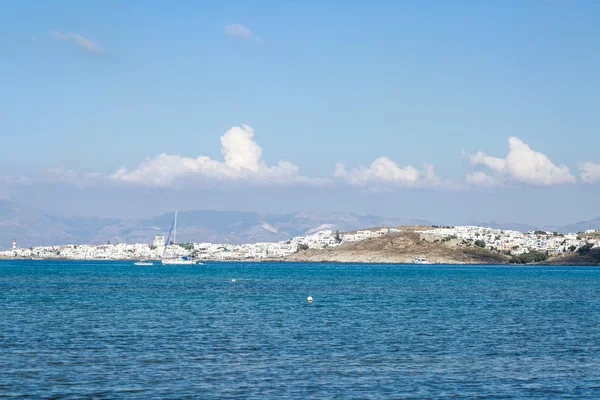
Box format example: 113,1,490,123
2,227,598,266
2,255,597,266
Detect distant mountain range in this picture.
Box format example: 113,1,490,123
466,221,540,233
0,201,429,248
1,201,598,248
469,219,600,234
558,217,600,234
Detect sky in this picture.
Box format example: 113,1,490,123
0,0,599,226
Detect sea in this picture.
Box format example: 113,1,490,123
1,260,600,399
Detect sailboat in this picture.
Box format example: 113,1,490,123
161,210,197,265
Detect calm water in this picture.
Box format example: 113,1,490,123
1,261,600,399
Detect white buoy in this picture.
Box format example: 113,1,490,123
307,296,313,303
231,279,236,283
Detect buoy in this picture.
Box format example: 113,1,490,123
307,296,313,303
231,279,236,283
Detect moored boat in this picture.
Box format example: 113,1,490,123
161,256,196,265
412,256,431,264
161,210,200,265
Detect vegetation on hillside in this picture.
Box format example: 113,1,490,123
577,243,594,255
474,239,486,248
510,251,548,264
335,230,342,243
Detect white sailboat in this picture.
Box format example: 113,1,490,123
161,210,197,265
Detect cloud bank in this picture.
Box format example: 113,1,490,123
465,171,499,187
334,157,443,188
111,125,316,187
466,137,576,186
579,161,600,183
224,24,263,43
50,30,104,53
4,126,596,192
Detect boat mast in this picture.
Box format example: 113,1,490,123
162,210,176,259
174,209,177,245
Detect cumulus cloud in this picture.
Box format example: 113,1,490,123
224,24,263,43
50,30,104,53
465,172,498,187
466,137,576,186
579,161,600,183
334,157,443,188
111,125,318,187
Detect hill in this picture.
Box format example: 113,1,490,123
543,248,600,266
285,228,509,264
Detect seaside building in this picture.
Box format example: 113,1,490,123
153,235,165,248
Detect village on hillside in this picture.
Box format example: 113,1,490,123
1,225,599,263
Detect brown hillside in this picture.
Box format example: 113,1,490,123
285,230,508,264
543,248,600,266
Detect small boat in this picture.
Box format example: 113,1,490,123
412,256,431,264
134,260,153,266
31,257,44,261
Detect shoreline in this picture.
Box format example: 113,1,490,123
0,257,598,266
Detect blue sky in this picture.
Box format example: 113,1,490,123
1,0,599,225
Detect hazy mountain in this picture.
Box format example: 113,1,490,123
2,200,598,249
558,217,600,234
467,221,539,233
0,201,119,248
468,218,600,234
0,201,430,248
124,210,431,245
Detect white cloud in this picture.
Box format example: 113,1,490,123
466,137,576,186
0,168,100,189
579,161,600,183
224,24,263,43
111,125,319,187
41,168,100,188
334,157,442,187
465,172,498,187
50,30,104,53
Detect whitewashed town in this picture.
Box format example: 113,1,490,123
1,225,599,262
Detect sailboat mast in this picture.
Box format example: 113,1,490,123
162,211,176,259
174,210,177,245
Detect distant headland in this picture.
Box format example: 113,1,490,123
2,224,599,265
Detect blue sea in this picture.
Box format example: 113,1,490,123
1,260,600,399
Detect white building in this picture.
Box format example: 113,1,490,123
153,235,165,248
